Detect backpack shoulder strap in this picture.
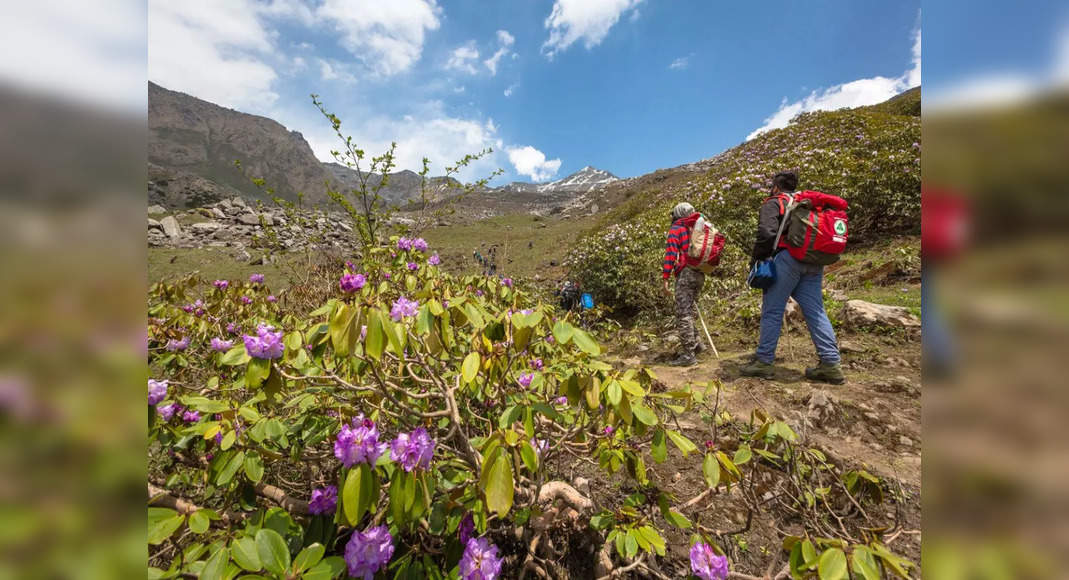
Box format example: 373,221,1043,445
771,193,796,250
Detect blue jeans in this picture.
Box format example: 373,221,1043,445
756,251,840,365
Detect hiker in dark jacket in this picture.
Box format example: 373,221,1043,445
662,202,707,367
741,171,844,384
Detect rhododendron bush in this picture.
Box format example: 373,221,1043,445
147,236,718,578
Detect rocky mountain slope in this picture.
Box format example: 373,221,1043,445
148,83,619,212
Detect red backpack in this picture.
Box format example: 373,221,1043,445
769,191,849,265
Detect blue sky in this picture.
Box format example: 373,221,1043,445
148,0,921,184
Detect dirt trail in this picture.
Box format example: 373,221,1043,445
623,338,922,489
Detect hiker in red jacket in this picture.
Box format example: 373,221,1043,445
662,202,706,366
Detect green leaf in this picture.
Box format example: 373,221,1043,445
650,429,667,463
244,452,264,483
216,451,246,486
606,380,622,407
702,453,720,488
220,345,251,366
570,328,601,355
343,464,377,526
631,403,657,426
733,444,753,465
461,352,480,384
483,450,514,517
255,528,291,576
245,358,271,389
231,537,262,572
147,508,185,545
188,510,210,534
201,547,229,580
293,543,325,573
329,303,355,357
552,320,574,344
663,509,691,529
637,526,666,556
624,530,638,558
801,540,818,569
184,397,230,413
519,441,539,473
303,557,345,580
666,430,696,455
850,546,880,580
365,310,385,359
817,548,847,580
220,430,237,451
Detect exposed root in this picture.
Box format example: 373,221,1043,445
537,481,594,513
147,483,245,523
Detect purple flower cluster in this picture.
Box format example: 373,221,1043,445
308,485,338,515
407,262,418,271
428,253,441,266
266,295,277,303
241,296,253,305
459,537,503,580
390,427,435,472
213,279,229,290
182,409,201,423
334,415,388,467
249,273,264,284
690,542,729,580
517,373,534,388
501,278,513,288
148,379,168,405
210,337,234,352
531,358,543,370
390,296,419,322
397,237,429,252
344,525,395,580
530,438,548,457
226,322,240,335
157,403,182,421
243,324,284,359
340,272,366,293
458,513,475,544
165,337,190,352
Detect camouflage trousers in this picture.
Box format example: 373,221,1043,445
674,267,706,354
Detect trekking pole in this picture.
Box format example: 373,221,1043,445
696,310,720,360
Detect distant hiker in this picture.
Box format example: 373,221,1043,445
557,280,581,312
662,202,707,367
741,171,845,384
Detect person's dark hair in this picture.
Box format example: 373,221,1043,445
772,171,798,193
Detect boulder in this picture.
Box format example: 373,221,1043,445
842,300,920,329
230,196,247,208
211,207,227,219
147,204,166,215
148,218,163,230
159,215,183,240
191,222,222,233
237,213,262,226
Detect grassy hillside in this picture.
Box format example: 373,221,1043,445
565,91,921,317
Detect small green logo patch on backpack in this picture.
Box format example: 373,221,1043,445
833,219,847,235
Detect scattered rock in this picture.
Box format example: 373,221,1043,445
621,357,641,367
159,215,183,240
191,222,222,233
148,218,163,230
806,390,836,425
211,207,226,219
898,435,913,447
826,288,849,301
148,204,166,215
838,340,866,354
237,213,262,226
842,300,920,329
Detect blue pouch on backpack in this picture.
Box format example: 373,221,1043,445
747,195,796,290
581,293,594,309
747,259,776,289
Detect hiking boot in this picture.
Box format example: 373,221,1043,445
805,361,846,385
739,359,775,379
667,354,698,367
694,341,707,355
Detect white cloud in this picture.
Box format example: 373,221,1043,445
504,83,518,97
484,30,516,75
316,0,441,76
506,145,562,181
149,0,279,112
447,41,480,74
669,55,690,71
542,0,642,59
746,23,921,140
298,100,505,183
629,9,640,23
